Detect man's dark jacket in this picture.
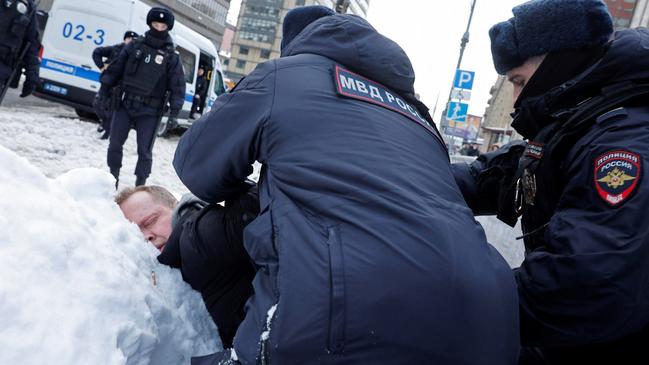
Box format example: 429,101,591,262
158,188,258,349
453,29,649,363
174,13,519,365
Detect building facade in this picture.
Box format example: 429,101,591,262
603,0,638,28
226,0,369,81
479,75,521,153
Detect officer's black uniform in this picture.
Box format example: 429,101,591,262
0,0,41,105
100,8,185,187
92,30,137,138
190,69,206,118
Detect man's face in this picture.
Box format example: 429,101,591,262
198,68,204,76
151,21,168,32
119,191,173,251
124,37,133,45
506,55,546,102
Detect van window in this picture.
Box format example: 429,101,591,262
176,46,196,84
213,71,226,96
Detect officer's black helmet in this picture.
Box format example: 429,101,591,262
147,7,175,30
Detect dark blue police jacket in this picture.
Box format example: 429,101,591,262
174,14,519,365
454,29,649,351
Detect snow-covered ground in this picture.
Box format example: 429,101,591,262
0,97,189,193
0,93,524,363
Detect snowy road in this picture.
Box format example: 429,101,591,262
0,90,524,267
1,89,189,193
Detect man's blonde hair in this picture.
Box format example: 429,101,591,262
115,185,178,208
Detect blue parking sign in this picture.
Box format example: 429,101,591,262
446,101,469,122
453,69,475,90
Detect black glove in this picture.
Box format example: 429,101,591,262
19,78,38,98
474,141,526,225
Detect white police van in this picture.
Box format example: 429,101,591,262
35,0,226,135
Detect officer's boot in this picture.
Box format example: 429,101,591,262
110,168,120,189
135,175,147,186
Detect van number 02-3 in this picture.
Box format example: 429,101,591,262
62,22,105,46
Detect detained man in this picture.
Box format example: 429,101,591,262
116,184,258,349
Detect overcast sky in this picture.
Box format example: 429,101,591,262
227,0,523,121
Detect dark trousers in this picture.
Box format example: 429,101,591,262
107,104,158,178
190,95,205,116
94,96,113,133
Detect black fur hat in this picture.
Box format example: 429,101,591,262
147,7,175,31
489,0,613,74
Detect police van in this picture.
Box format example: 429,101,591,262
35,0,227,135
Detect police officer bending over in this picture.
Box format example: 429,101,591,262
100,7,185,187
453,0,649,363
92,30,138,139
0,0,40,105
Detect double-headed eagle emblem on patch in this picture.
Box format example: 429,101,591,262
597,167,636,189
593,150,641,206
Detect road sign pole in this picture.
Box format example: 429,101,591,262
441,0,477,134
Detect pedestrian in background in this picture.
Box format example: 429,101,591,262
190,65,206,119
100,7,185,187
453,0,649,363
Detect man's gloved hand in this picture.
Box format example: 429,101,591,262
19,78,38,98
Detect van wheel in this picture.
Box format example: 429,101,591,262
75,108,98,121
157,117,170,137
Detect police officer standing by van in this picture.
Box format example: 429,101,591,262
100,7,185,187
92,30,138,139
0,0,41,106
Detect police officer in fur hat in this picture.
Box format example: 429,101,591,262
92,30,138,139
100,7,185,187
453,0,649,363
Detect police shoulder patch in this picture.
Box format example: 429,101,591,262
593,150,641,206
333,65,440,141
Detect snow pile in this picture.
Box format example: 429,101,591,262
0,145,220,364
